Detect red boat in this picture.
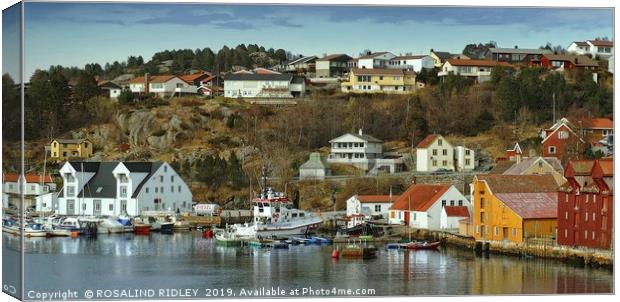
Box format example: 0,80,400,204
134,224,151,235
406,241,440,250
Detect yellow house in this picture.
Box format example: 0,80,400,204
50,138,93,160
472,174,559,243
341,68,416,94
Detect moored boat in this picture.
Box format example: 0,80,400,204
215,227,242,246
406,241,440,250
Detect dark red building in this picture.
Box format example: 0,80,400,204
542,118,585,164
530,54,599,71
557,158,613,249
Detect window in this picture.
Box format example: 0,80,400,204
442,149,448,156
432,160,437,167
465,150,471,155
450,200,454,206
82,203,86,211
67,186,75,197
438,139,443,146
31,185,36,191
94,202,101,211
432,149,438,156
178,186,182,192
109,204,114,211
592,232,596,240
171,186,174,192
65,174,75,182
480,212,485,223
593,213,596,221
176,83,183,88
558,131,569,139
475,225,480,233
465,159,471,165
161,186,164,193
584,230,588,239
120,186,127,198
121,200,127,212
512,228,517,237
146,188,149,193
413,213,417,220
164,166,168,172
494,226,499,236
119,174,128,183
442,200,446,207
548,146,556,154
442,160,447,166
151,83,163,89
480,198,485,208
375,205,381,212
564,229,568,238
357,75,371,82
160,176,164,182
379,76,384,80
565,211,568,220
155,187,158,193
458,200,463,206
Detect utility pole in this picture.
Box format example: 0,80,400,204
552,92,556,124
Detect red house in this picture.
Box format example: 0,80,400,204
557,158,613,249
542,118,585,164
530,54,598,72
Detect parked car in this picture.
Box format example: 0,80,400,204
432,169,452,175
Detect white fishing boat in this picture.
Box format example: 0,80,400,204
234,169,323,238
215,225,244,246
2,218,47,237
97,217,126,234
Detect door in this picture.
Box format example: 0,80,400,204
404,211,410,226
503,227,509,242
154,198,161,211
93,200,101,216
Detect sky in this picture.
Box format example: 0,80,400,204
1,2,614,81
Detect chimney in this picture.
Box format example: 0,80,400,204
514,45,518,49
366,50,372,55
430,48,434,53
358,128,363,135
144,73,150,94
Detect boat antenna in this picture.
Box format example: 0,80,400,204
261,165,268,198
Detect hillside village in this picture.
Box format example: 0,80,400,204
2,38,615,251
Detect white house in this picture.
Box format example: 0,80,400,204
416,134,454,172
315,54,353,78
440,206,470,230
438,59,512,83
357,52,396,69
57,161,192,217
224,73,306,98
2,173,57,212
327,129,403,173
387,55,435,72
128,75,197,97
346,194,398,218
416,134,475,172
454,146,475,172
388,184,469,230
299,152,331,180
567,40,613,59
98,81,122,99
285,56,317,74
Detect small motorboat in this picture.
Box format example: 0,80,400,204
116,216,134,233
406,241,440,250
215,226,242,246
311,236,333,244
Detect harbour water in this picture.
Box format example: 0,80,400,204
2,231,613,299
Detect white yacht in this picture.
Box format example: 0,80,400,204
234,187,323,238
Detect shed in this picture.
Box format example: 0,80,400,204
299,152,331,180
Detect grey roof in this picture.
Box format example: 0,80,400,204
287,56,317,65
299,153,329,170
54,138,90,144
330,132,382,143
60,161,163,198
503,157,564,176
224,73,293,81
489,48,551,55
432,51,453,60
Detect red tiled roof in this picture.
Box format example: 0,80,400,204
357,195,399,203
588,40,613,47
446,59,512,67
179,72,212,82
253,68,280,75
444,206,469,217
495,192,558,219
416,134,439,148
391,184,451,211
3,173,53,183
128,75,176,84
585,117,613,129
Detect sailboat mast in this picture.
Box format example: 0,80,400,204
408,195,411,242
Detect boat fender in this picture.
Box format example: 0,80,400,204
331,248,340,259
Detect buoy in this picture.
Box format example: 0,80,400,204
70,231,79,238
331,248,340,259
203,229,214,238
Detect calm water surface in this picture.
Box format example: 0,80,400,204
2,231,614,299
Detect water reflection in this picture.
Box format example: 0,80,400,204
3,232,612,297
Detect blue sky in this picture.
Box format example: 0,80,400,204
2,2,614,81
